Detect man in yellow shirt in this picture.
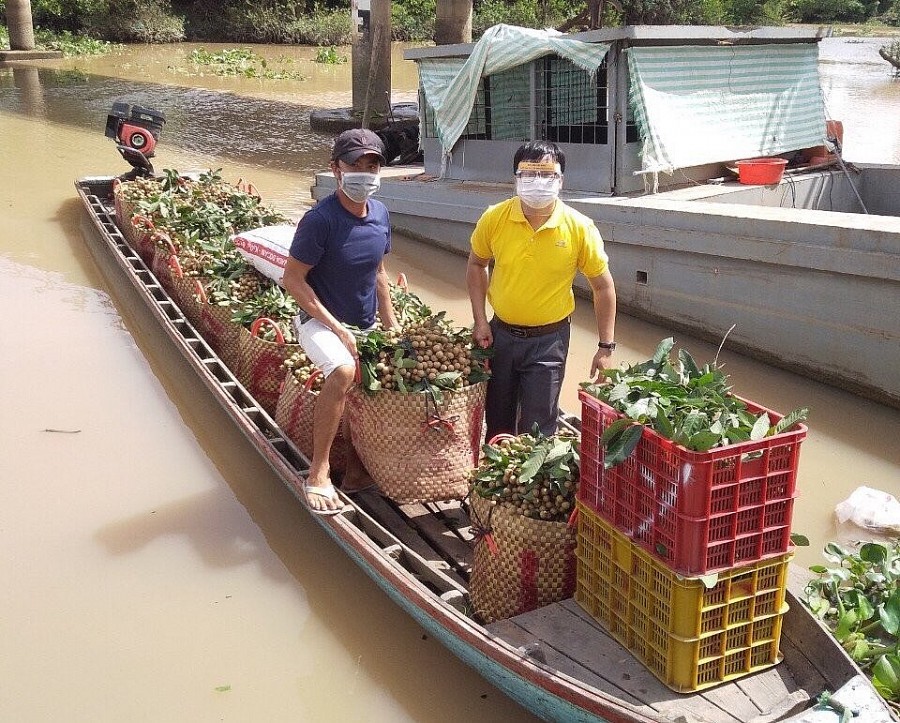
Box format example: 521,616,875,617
466,140,617,439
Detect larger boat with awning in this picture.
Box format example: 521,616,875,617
312,24,900,410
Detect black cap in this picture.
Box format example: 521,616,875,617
331,128,386,164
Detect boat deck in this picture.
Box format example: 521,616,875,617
350,492,847,722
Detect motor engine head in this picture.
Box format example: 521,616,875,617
105,102,166,156
105,102,166,177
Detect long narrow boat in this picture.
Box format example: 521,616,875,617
77,175,896,723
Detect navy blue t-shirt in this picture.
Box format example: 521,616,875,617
290,193,391,328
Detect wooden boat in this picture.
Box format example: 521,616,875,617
76,174,896,723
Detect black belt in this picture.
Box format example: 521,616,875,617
494,317,569,338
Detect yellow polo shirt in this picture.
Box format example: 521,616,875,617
470,197,609,326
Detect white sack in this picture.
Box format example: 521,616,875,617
231,225,296,285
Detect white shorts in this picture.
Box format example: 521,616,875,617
294,316,356,378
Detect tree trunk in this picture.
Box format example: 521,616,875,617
351,0,392,127
435,0,472,45
6,0,36,51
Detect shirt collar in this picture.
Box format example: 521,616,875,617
514,197,561,228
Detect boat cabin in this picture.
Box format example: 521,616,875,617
405,25,832,195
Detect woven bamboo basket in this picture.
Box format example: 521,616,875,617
149,231,179,291
192,283,241,372
113,182,156,264
237,317,300,416
468,493,577,624
345,382,487,503
164,266,206,329
274,369,348,472
112,180,136,245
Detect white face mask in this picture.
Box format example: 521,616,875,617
339,171,380,203
517,176,561,210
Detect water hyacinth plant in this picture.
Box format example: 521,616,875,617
804,541,900,712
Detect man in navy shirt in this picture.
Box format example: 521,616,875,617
283,128,399,514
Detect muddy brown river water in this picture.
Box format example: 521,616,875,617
1,38,898,722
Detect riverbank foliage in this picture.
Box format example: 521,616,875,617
3,0,900,51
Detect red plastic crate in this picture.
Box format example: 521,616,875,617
578,390,805,576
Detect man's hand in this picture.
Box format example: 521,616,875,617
590,348,613,380
473,319,493,349
335,325,360,360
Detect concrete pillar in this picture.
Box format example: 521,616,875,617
7,0,36,51
435,0,472,45
13,66,44,115
351,0,392,127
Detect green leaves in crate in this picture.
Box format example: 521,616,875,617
581,337,809,467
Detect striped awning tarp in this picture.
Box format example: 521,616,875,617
628,44,827,174
417,24,610,169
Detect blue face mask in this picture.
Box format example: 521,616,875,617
340,171,380,203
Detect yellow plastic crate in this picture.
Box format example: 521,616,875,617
575,501,790,692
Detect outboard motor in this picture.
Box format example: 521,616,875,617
104,102,166,177
376,124,422,166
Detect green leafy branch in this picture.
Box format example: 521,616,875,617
581,337,808,468
471,425,579,522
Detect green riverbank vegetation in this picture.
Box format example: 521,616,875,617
3,0,900,52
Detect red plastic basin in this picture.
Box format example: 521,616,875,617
736,157,788,185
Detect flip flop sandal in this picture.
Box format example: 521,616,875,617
304,483,343,516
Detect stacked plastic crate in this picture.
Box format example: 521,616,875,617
575,390,807,692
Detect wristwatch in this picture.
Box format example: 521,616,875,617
597,340,617,351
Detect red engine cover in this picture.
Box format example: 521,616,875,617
119,123,157,155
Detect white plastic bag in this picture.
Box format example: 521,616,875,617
834,485,900,534
231,225,296,285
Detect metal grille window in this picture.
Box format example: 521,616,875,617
421,65,531,141
537,56,609,145
420,55,619,145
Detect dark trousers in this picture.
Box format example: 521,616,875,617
485,318,569,441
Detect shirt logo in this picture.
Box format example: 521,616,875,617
555,238,567,248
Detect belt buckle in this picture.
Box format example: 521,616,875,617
508,325,528,338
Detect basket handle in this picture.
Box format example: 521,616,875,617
567,505,579,529
112,178,122,192
424,416,456,432
487,433,517,446
422,383,458,432
468,497,498,555
167,254,184,278
151,230,176,254
235,178,260,198
396,272,408,290
131,214,154,231
193,280,208,304
303,368,323,392
251,317,285,344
